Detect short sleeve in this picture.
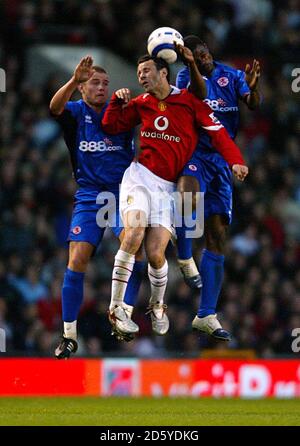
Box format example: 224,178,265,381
176,67,190,89
64,101,82,119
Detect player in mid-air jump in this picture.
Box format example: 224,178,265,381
102,50,248,341
175,36,261,340
50,56,145,358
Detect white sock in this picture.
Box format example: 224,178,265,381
64,321,77,341
110,250,135,311
148,261,168,306
178,257,199,278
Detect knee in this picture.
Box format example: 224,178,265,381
178,191,198,214
68,253,90,272
121,228,144,254
147,246,165,269
206,225,227,254
177,177,199,213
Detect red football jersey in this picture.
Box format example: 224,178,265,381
102,87,245,182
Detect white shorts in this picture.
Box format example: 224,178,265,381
120,162,176,234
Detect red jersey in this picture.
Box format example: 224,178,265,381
102,87,245,182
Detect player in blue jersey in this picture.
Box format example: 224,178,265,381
50,56,145,358
175,36,261,340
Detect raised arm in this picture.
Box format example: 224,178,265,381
174,42,207,99
49,56,94,116
243,59,261,110
195,99,248,181
102,89,141,134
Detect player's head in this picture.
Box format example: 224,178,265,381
184,35,214,74
78,66,109,107
137,55,170,93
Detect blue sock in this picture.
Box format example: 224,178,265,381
198,249,224,317
175,207,197,260
124,260,145,306
62,268,85,322
176,224,193,260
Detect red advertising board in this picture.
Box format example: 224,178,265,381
0,358,300,397
142,359,300,397
0,359,100,396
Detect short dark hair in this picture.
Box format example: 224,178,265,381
92,65,107,74
183,35,207,52
137,54,170,83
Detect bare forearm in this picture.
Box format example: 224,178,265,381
246,89,260,110
188,60,207,99
49,76,79,115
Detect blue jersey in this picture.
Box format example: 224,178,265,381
176,61,250,155
56,99,134,188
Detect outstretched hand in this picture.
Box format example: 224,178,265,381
245,59,260,91
174,41,195,65
74,56,94,83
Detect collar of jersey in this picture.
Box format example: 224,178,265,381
210,61,226,78
82,99,109,118
170,85,181,95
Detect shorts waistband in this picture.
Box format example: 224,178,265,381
134,162,176,187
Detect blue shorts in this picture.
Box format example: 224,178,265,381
181,151,233,224
68,186,123,247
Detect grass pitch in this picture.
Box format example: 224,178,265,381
0,397,299,426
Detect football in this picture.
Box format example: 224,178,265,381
147,27,184,64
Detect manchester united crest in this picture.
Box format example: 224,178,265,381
158,101,167,111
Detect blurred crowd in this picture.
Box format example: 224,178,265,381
0,0,300,358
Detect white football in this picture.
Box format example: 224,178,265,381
147,27,184,64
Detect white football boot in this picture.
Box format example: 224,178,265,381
192,314,231,341
108,305,139,342
146,302,169,335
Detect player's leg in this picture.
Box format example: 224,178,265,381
55,196,107,358
192,162,233,341
192,214,231,340
117,226,146,319
144,226,171,335
108,164,151,338
123,242,145,318
176,175,202,289
108,209,146,339
55,241,94,359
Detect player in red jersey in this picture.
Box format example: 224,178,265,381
102,54,248,339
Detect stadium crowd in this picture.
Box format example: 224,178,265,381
0,0,299,357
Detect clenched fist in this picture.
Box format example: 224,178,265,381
232,164,249,181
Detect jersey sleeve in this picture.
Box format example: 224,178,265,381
193,96,245,166
64,101,82,119
53,101,81,132
176,67,190,89
235,70,250,99
101,93,141,134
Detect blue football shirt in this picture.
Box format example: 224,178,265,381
176,61,250,154
56,99,135,188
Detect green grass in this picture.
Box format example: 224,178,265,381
0,397,300,426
